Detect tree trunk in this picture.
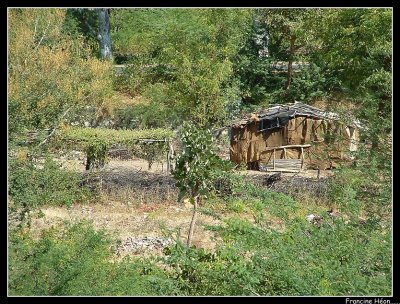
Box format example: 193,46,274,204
85,158,91,171
187,195,200,247
285,35,296,90
98,9,113,61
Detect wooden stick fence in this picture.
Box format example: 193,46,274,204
263,144,311,172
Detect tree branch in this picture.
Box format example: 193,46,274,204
36,91,95,148
32,17,39,44
83,17,100,41
34,19,51,50
36,107,72,148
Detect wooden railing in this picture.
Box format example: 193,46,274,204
263,144,311,171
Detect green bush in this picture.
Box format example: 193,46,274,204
227,199,246,213
113,102,175,130
112,63,150,96
8,171,391,296
162,215,391,296
8,157,93,212
8,221,179,296
163,242,259,295
269,63,328,104
160,172,391,296
327,168,364,215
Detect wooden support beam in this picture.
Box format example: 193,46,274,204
136,139,168,143
266,169,301,173
301,146,304,170
167,140,174,174
273,149,276,170
264,144,311,151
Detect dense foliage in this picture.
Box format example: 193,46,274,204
8,157,93,222
173,123,232,199
8,8,392,297
8,178,391,295
8,9,115,137
9,222,179,295
58,126,173,147
110,8,252,127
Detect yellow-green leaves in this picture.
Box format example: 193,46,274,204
8,9,115,136
58,126,173,148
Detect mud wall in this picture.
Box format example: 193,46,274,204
230,116,358,168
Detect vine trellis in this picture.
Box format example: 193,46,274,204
54,126,175,173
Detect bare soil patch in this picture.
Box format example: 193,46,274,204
29,199,221,257
28,157,334,258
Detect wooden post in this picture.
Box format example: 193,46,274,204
166,140,170,174
167,140,173,174
300,147,304,170
166,151,169,174
284,148,287,159
273,149,276,170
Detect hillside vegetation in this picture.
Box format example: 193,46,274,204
8,8,392,296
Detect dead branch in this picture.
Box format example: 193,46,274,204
37,107,71,148
34,19,51,50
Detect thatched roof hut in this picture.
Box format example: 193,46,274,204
230,102,360,172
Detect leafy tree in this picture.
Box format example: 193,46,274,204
233,8,327,104
8,8,115,140
172,123,232,246
307,8,392,216
258,9,313,90
111,8,252,127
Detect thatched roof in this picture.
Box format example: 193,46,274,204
232,102,348,128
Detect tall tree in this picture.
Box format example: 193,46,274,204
308,8,392,145
110,8,252,127
98,8,113,60
307,8,392,216
8,8,114,139
64,8,113,61
259,8,310,90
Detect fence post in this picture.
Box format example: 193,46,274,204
167,140,173,174
273,149,276,170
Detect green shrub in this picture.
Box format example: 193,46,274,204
271,63,328,103
8,172,391,296
113,83,177,129
232,176,299,220
160,171,391,296
8,221,179,295
227,199,246,213
112,63,151,96
327,168,364,215
162,215,391,296
85,140,109,170
249,218,391,296
113,103,173,130
163,241,258,295
8,157,93,212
